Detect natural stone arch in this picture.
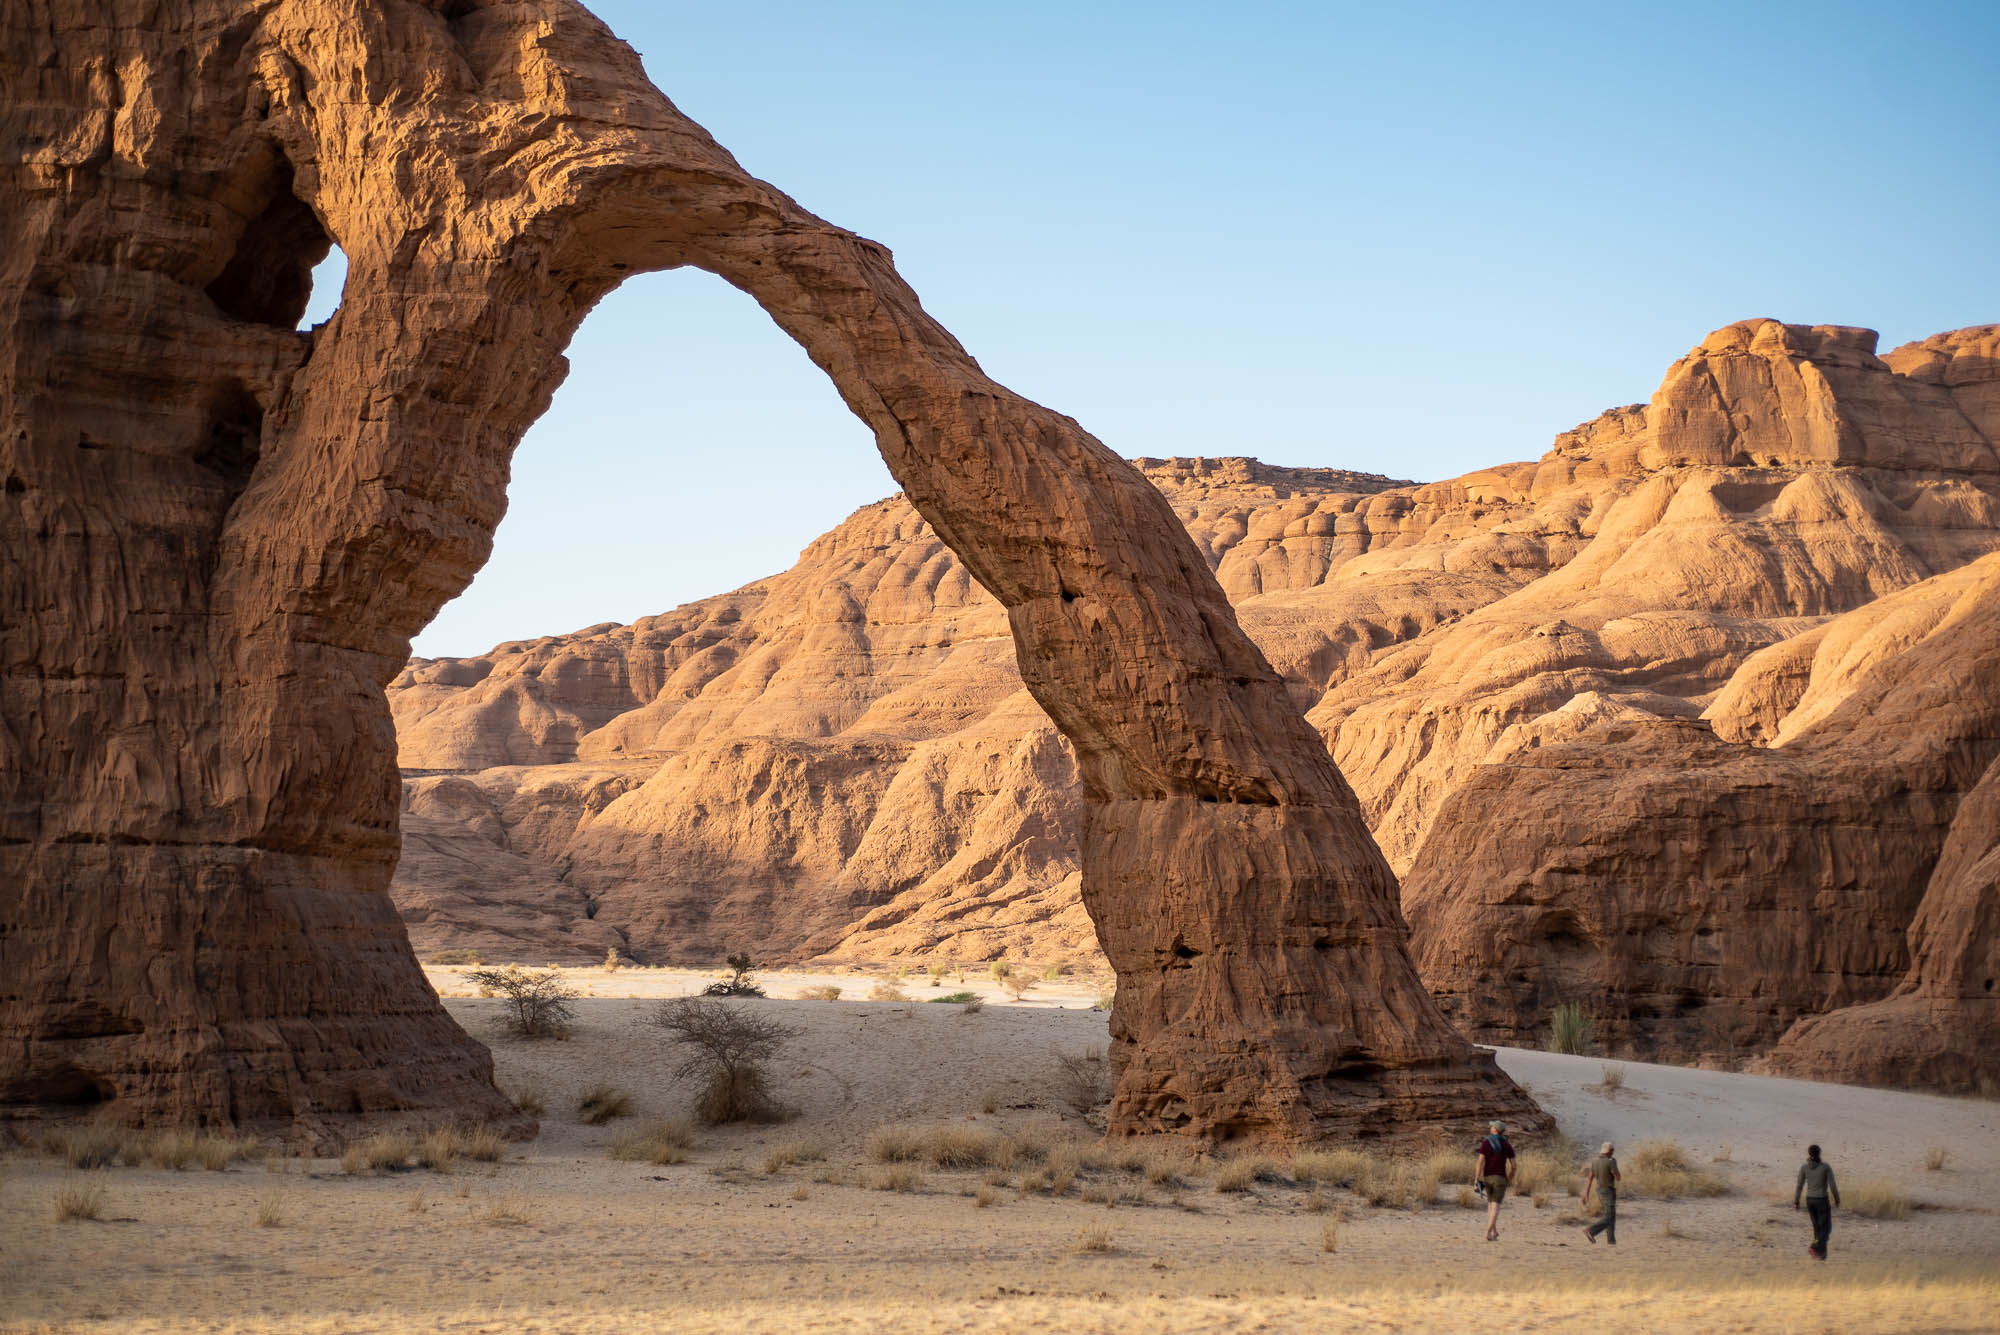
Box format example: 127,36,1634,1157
0,0,1540,1143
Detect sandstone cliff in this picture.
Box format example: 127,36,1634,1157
7,1,1536,1143
392,322,2000,1089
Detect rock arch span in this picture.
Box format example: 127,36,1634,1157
0,0,1540,1143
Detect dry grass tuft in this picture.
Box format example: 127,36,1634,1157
1659,1217,1687,1239
576,1084,634,1125
973,1184,1000,1208
868,981,911,1002
142,1131,197,1170
608,1118,698,1165
484,1195,535,1226
1457,1186,1480,1209
1320,1219,1340,1253
959,996,986,1015
1627,1140,1728,1199
459,1126,505,1163
43,1125,131,1170
506,1084,546,1118
1846,1177,1914,1219
407,1188,430,1215
340,1133,413,1176
1713,1144,1734,1164
1303,1186,1331,1213
796,985,843,1001
1068,1226,1114,1255
1599,1064,1626,1091
1292,1148,1378,1189
761,1137,829,1175
414,1127,464,1172
255,1188,288,1228
790,1183,810,1201
196,1133,254,1171
53,1176,108,1221
1924,1144,1951,1172
869,1164,925,1193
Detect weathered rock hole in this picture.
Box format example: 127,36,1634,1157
205,154,332,329
3,474,22,495
195,381,264,489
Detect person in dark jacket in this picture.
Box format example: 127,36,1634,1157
1472,1120,1517,1241
1794,1143,1841,1259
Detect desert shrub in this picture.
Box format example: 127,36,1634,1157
1000,974,1037,1001
459,1127,505,1162
341,1133,414,1175
609,1118,699,1165
703,952,766,998
1548,1002,1594,1055
926,1128,1017,1170
762,1137,828,1174
988,959,1012,982
1319,1220,1339,1253
43,1125,129,1170
1456,1186,1479,1209
144,1131,197,1170
1091,993,1114,1012
255,1189,288,1228
1213,1159,1258,1193
870,1164,924,1193
414,1127,463,1172
1924,1144,1950,1171
974,1183,1000,1208
1068,1226,1113,1254
506,1084,546,1117
1626,1140,1728,1199
1304,1186,1330,1213
1052,1048,1111,1114
960,997,986,1015
868,981,910,1002
603,948,622,971
426,949,484,966
1511,1148,1571,1197
484,1195,534,1226
926,963,950,985
1046,1144,1083,1195
196,1133,255,1171
797,985,844,1001
576,1085,635,1125
1136,1146,1198,1187
53,1177,106,1221
1846,1177,1914,1219
1599,1064,1625,1091
1042,962,1071,980
930,991,978,1004
652,997,799,1125
465,966,577,1039
1292,1148,1379,1189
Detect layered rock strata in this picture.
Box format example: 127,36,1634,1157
1,1,1533,1141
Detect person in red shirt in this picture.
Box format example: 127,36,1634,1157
1472,1120,1518,1241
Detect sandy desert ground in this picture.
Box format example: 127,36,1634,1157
5,964,1996,1334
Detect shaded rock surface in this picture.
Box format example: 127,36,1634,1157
3,2,1531,1142
395,323,2000,1089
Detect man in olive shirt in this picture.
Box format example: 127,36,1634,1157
1794,1143,1841,1259
1582,1142,1620,1245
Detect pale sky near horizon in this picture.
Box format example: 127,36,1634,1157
314,1,2000,659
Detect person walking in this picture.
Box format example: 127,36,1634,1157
1472,1120,1517,1241
1582,1141,1620,1245
1794,1143,1841,1259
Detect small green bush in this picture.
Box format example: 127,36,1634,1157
1549,1002,1595,1055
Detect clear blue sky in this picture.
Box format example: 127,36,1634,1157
321,1,1999,658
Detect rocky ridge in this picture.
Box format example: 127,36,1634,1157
393,321,2000,1091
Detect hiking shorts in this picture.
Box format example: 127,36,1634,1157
1482,1175,1509,1203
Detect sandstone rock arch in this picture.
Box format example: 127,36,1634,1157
0,0,1539,1142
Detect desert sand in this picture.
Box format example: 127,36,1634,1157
6,967,1996,1334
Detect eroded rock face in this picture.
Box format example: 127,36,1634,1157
389,321,2000,1091
1,1,1533,1141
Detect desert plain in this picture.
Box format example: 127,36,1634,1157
6,964,1996,1335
